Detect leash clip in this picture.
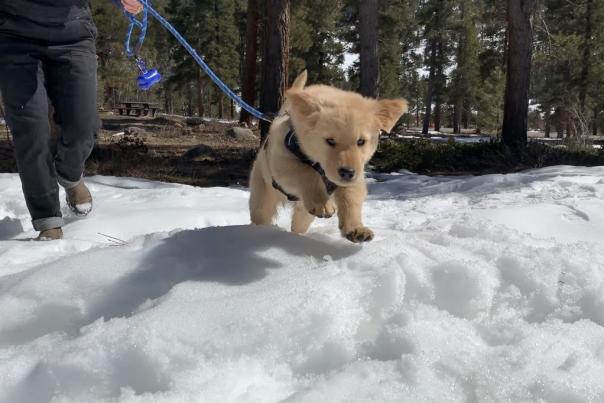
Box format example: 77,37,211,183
135,57,161,91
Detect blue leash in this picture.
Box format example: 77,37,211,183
123,3,161,90
123,0,271,122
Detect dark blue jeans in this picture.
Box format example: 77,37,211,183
0,23,98,231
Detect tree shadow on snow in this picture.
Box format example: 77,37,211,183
84,225,359,323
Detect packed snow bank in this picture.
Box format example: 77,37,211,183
1,166,604,403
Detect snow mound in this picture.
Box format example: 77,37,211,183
1,166,604,402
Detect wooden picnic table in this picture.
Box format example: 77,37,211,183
114,101,160,117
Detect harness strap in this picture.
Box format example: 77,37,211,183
271,127,338,201
272,180,299,201
284,129,338,195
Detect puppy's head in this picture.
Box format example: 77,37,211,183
285,75,407,187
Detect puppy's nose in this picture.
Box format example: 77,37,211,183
338,167,356,181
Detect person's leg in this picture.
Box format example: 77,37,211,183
45,39,98,189
0,40,64,232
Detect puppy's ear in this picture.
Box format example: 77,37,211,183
374,99,408,133
290,70,308,90
286,89,321,126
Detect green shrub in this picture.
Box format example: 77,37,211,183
372,139,604,174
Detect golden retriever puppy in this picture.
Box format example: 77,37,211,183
249,71,407,243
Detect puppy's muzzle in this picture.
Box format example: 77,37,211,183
338,167,356,182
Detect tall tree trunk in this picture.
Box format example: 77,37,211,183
454,98,463,134
579,0,592,113
104,86,116,109
453,3,464,135
358,0,379,98
187,84,194,117
164,88,172,115
219,95,224,119
260,0,290,140
544,107,551,138
434,39,444,133
502,27,509,71
196,71,205,117
434,96,441,132
240,0,259,125
452,106,457,134
559,106,567,138
422,39,437,135
502,0,536,152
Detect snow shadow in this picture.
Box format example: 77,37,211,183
0,216,24,240
368,171,547,200
0,225,358,347
85,225,358,323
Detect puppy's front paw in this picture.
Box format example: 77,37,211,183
345,226,374,243
306,198,336,218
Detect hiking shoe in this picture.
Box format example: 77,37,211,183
66,180,93,216
36,228,63,241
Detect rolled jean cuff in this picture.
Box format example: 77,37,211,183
32,216,64,231
58,174,82,190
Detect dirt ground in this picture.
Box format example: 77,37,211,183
0,113,261,187
3,115,600,186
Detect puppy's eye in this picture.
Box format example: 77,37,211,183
357,139,366,146
325,138,336,147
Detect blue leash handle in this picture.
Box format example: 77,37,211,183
124,4,148,57
123,0,271,122
124,4,162,89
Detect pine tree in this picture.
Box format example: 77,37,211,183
289,0,346,85
378,0,418,101
165,0,204,115
502,0,537,151
472,0,506,134
91,0,136,108
450,0,480,134
358,0,379,97
396,1,423,129
240,0,259,124
87,0,602,139
259,0,290,138
418,0,453,134
164,0,240,118
588,2,604,135
532,0,604,138
377,0,402,99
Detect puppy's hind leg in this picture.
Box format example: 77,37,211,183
291,202,315,234
249,164,282,225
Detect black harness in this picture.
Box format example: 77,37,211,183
271,128,338,201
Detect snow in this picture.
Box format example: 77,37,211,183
202,117,238,125
343,52,358,71
1,166,604,402
390,132,492,144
